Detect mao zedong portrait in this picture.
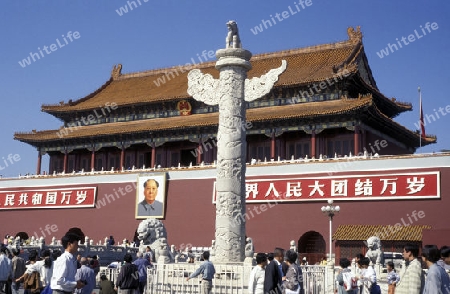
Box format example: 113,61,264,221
137,179,163,217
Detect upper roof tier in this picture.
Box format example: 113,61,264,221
41,27,411,118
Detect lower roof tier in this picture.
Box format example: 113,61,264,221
15,96,435,150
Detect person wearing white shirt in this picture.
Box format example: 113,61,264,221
0,246,12,294
248,253,267,294
356,257,378,294
51,233,85,294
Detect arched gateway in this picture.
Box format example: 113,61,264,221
298,231,326,265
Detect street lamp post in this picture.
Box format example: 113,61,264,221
321,199,340,265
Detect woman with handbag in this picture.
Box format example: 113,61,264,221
282,250,304,294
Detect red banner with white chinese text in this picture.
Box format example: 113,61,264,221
0,187,97,210
212,172,439,203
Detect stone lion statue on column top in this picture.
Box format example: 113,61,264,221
366,236,384,266
226,20,241,49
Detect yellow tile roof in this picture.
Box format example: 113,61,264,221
333,224,432,241
15,97,372,142
41,30,364,112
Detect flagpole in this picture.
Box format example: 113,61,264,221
418,86,422,148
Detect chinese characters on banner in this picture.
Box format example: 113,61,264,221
212,172,439,203
0,187,97,210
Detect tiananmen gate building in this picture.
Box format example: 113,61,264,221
2,27,448,264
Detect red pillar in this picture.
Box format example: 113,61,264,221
197,140,202,165
90,150,95,171
63,152,68,173
120,147,125,170
362,129,366,152
354,126,360,155
36,150,42,175
151,144,156,168
270,133,275,159
311,130,316,158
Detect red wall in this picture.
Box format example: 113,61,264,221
1,167,448,254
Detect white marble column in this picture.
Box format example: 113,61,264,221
187,22,286,262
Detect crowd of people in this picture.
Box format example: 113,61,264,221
335,243,450,294
246,248,304,294
2,236,450,294
0,232,152,294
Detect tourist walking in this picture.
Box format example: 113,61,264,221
353,253,364,294
335,258,357,294
132,252,150,294
422,245,450,294
51,233,85,294
99,274,116,294
90,255,100,277
437,245,450,271
386,261,399,294
11,249,25,294
356,257,379,294
283,250,304,294
115,254,139,294
0,246,12,294
19,249,53,289
15,250,41,294
248,253,267,294
143,246,153,265
264,247,285,294
186,251,215,294
75,257,96,294
39,249,54,289
395,243,424,294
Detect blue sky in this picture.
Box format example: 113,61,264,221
0,0,449,177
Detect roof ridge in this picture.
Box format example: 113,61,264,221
117,38,357,80
117,60,216,80
251,39,355,61
42,78,113,110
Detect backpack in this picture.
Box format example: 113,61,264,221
23,271,42,293
342,271,358,291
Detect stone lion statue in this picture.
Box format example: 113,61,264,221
366,236,384,266
245,237,254,258
137,218,168,261
226,20,241,49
